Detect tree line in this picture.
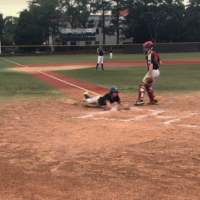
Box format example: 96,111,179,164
0,0,200,46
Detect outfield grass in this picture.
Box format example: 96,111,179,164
0,58,64,101
57,64,200,93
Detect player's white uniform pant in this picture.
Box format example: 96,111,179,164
98,56,104,64
110,53,113,59
143,69,160,85
138,69,160,102
86,97,99,104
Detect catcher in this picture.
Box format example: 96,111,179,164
83,87,126,110
135,41,162,106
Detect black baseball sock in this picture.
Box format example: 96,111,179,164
101,64,104,70
96,63,99,70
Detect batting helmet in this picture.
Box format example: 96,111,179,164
110,86,119,93
143,41,154,54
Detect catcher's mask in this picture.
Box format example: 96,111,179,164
143,41,153,55
110,86,119,95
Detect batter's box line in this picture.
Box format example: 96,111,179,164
164,112,200,128
77,108,165,122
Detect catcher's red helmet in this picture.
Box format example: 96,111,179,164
143,41,153,54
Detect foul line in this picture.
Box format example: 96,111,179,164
0,57,101,96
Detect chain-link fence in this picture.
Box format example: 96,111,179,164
1,43,200,56
0,44,124,56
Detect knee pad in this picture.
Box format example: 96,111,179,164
139,82,145,91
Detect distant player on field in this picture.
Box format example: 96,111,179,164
96,44,105,70
135,41,162,106
109,47,113,59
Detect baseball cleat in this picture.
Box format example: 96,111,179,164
134,99,144,106
147,99,158,105
84,92,90,100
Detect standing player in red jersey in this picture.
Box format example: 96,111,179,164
135,41,162,106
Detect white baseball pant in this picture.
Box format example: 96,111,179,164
98,56,104,64
86,97,99,104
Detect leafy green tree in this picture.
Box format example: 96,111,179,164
184,0,200,41
0,13,4,41
29,0,61,44
14,10,43,46
107,0,129,44
121,0,185,43
2,16,18,45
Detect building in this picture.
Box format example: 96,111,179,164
53,9,132,46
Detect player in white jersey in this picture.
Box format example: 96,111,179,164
96,45,105,70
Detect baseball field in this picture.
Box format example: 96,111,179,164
1,53,200,199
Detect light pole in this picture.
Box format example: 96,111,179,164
102,0,105,44
0,33,1,54
49,27,54,53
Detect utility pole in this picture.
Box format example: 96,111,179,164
0,33,1,54
102,0,105,44
49,28,54,53
116,0,119,44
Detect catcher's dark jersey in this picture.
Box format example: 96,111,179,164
146,51,160,70
98,93,121,106
97,48,104,56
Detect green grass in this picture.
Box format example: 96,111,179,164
2,52,200,65
0,58,65,100
57,64,200,93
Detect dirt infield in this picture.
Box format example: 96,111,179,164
1,59,200,199
1,93,200,199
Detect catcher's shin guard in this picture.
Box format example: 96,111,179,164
137,82,145,101
146,86,155,102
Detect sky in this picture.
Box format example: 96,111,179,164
0,0,189,18
0,0,29,17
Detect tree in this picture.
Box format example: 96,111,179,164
0,13,4,41
29,0,62,44
107,0,128,44
184,0,200,41
2,16,18,45
121,0,185,43
95,0,112,44
14,10,43,47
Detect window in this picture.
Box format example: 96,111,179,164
96,28,99,34
70,41,77,45
85,41,92,45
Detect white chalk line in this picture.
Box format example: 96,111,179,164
78,107,200,128
164,113,199,128
78,107,164,122
0,57,101,96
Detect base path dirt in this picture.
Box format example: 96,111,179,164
11,58,200,72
